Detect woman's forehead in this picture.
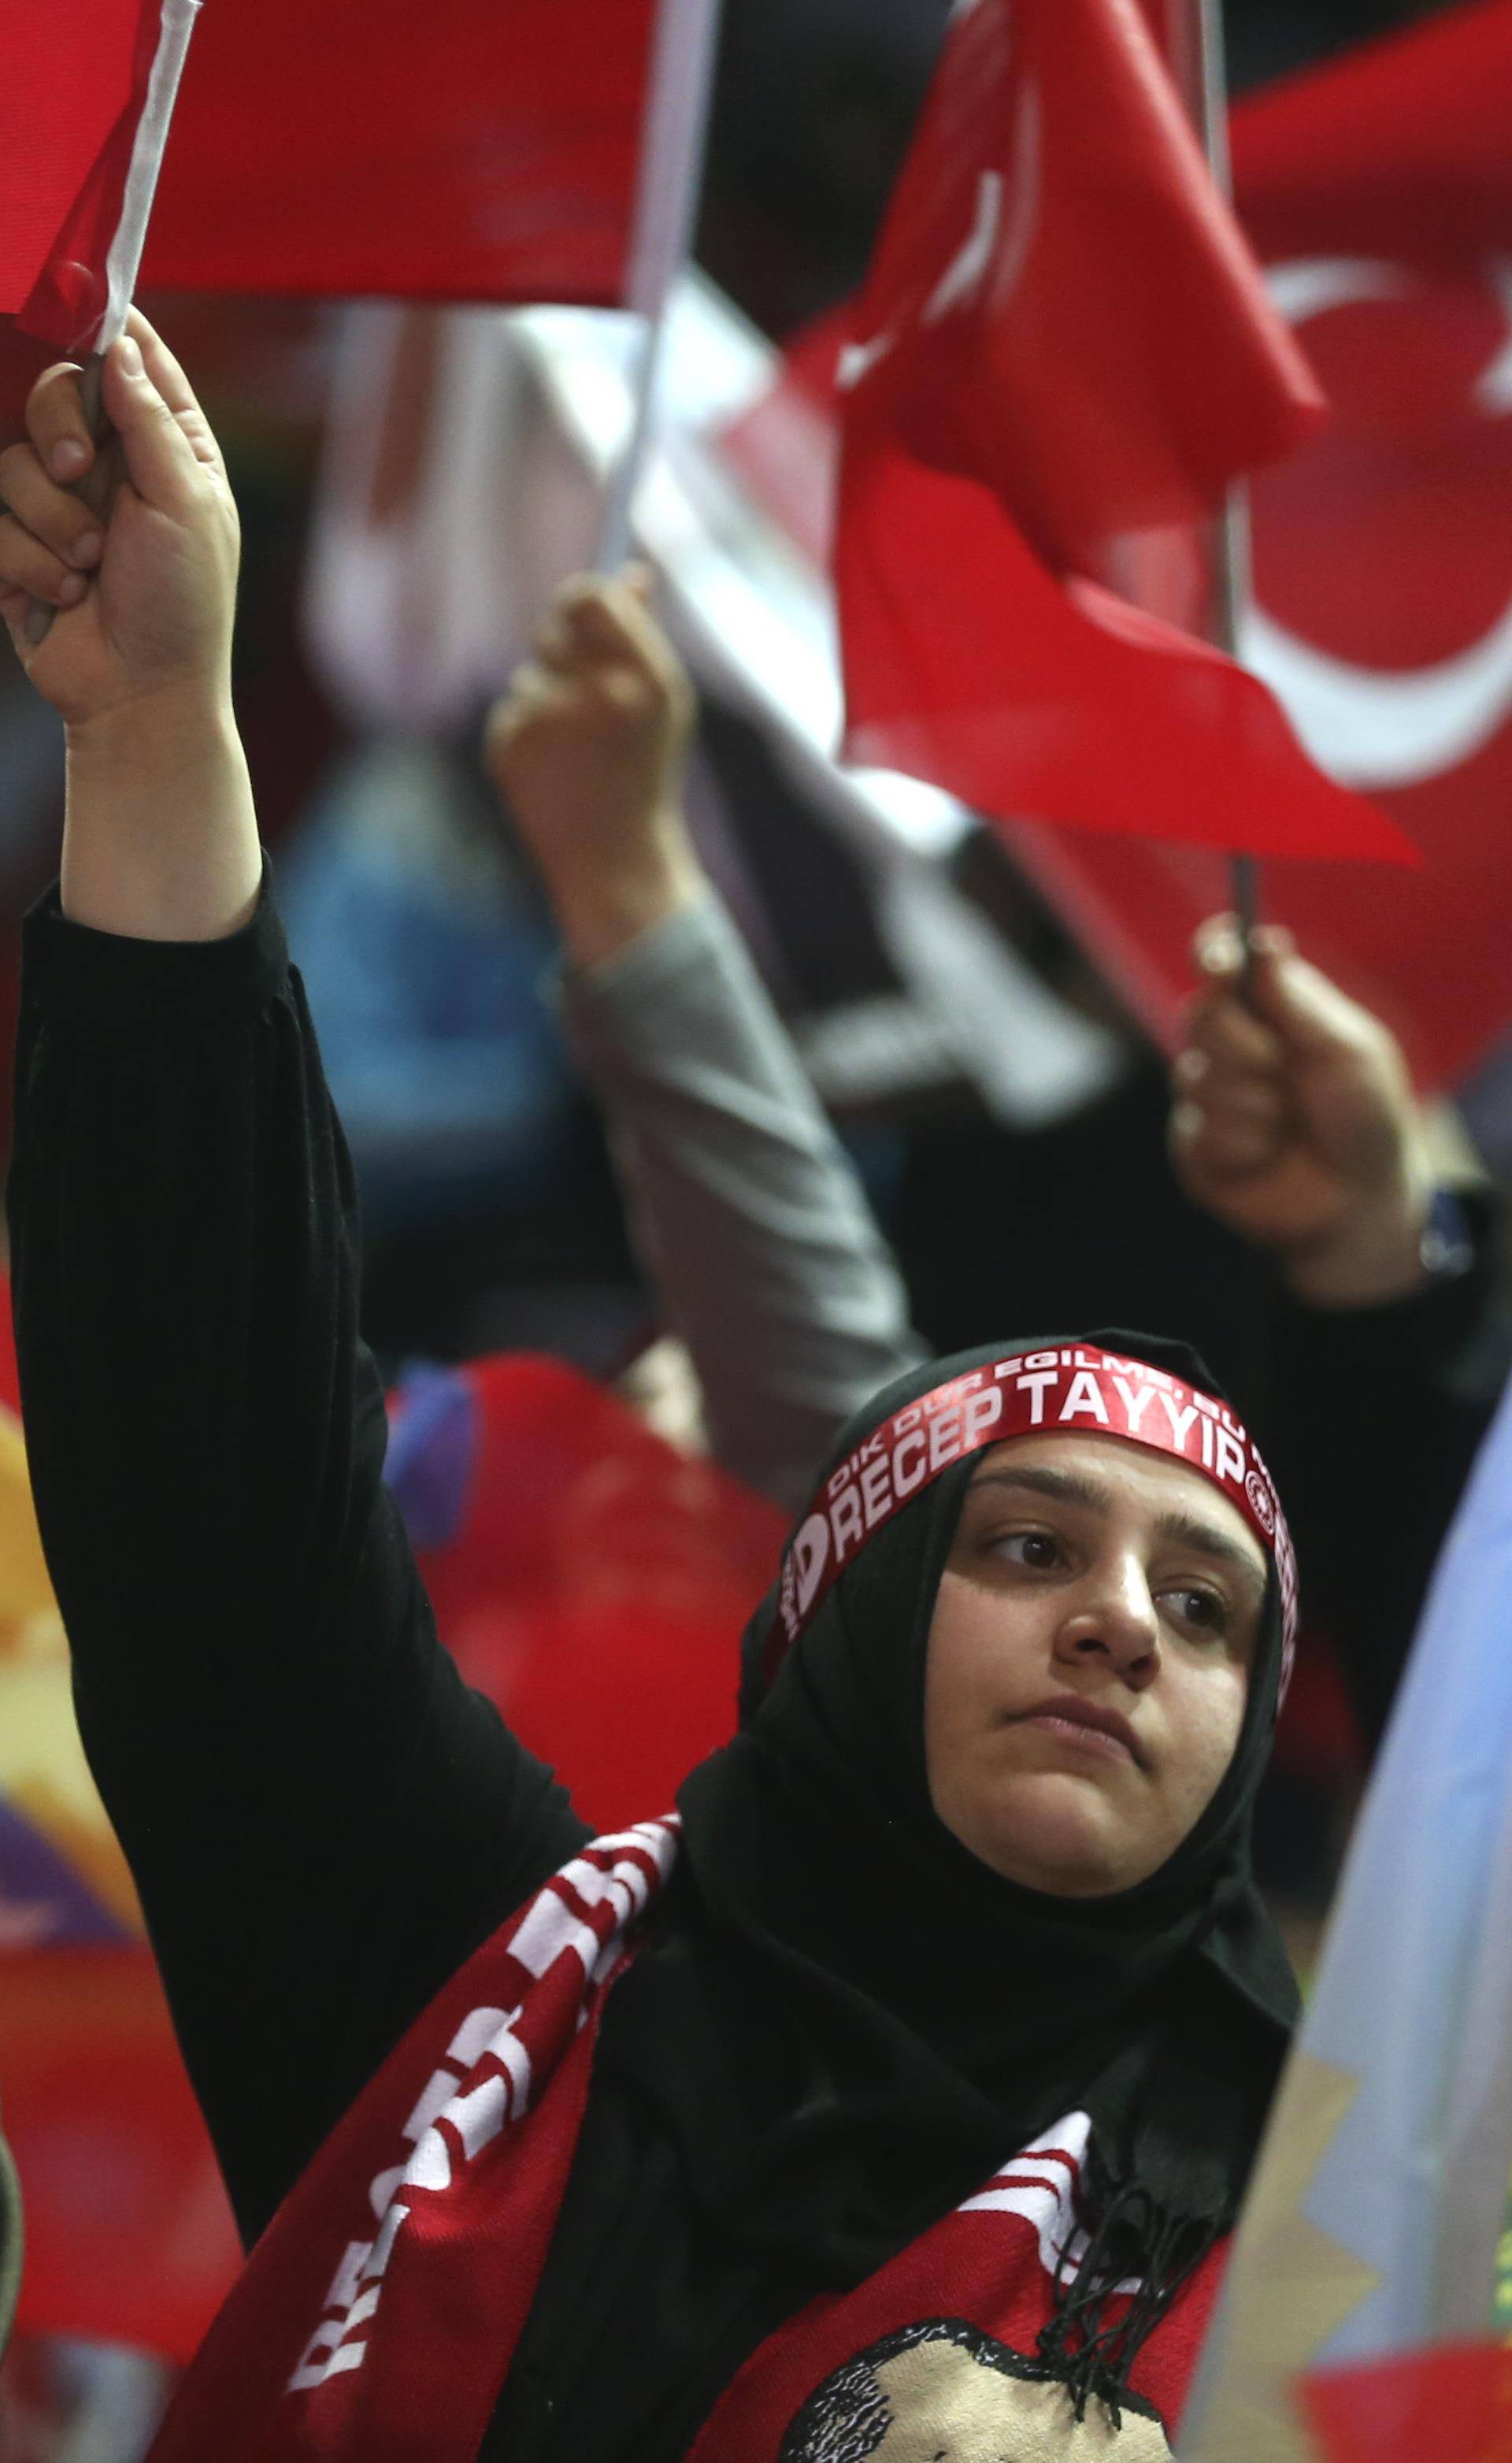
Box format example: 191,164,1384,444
969,1430,1263,1558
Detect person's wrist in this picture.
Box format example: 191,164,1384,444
1279,1162,1436,1309
61,680,260,942
548,822,705,971
64,673,236,770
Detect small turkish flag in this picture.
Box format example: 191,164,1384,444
836,0,1414,862
1,0,199,356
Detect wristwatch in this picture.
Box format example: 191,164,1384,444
1420,1185,1477,1282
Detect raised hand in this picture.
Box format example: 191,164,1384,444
0,310,239,728
0,311,257,942
485,568,702,969
1170,918,1438,1307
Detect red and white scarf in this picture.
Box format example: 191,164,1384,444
146,1819,680,2463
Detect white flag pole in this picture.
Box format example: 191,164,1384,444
25,0,203,646
100,0,204,351
594,0,724,573
1167,0,1260,940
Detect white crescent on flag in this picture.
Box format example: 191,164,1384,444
1251,254,1512,791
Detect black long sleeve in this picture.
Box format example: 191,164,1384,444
1265,1189,1512,1749
7,881,589,2247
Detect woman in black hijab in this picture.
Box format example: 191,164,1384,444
503,1330,1298,2461
6,328,1298,2463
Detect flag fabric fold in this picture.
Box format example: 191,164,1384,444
841,0,1323,577
836,0,1414,864
839,424,1414,860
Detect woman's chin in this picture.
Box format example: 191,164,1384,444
958,1769,1153,1897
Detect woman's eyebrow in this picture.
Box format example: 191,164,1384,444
969,1470,1266,1589
1154,1512,1266,1590
969,1466,1113,1512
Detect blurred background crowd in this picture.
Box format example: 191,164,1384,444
0,0,1502,2449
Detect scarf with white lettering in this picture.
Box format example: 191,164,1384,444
146,1822,681,2463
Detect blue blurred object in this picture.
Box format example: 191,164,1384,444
277,739,581,1241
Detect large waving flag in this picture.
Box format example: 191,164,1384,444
140,0,658,313
991,0,1512,1091
1177,1356,1512,2457
0,0,659,342
836,0,1414,862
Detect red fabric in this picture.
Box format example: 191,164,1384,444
145,1825,677,2463
836,0,1412,865
1232,0,1512,262
1299,2339,1512,2463
145,1817,1224,2461
139,0,657,310
410,1356,784,1834
838,433,1413,860
682,2115,1225,2457
0,0,161,349
995,0,1512,1088
0,1948,239,2363
844,0,1323,577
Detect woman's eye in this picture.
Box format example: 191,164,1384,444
995,1530,1062,1571
1163,1586,1227,1633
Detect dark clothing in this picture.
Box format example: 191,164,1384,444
1268,1200,1512,1747
9,887,587,2263
8,883,1509,2456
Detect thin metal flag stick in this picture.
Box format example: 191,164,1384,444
595,0,724,575
1173,0,1261,944
24,0,202,647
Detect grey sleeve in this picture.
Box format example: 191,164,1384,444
561,889,928,1511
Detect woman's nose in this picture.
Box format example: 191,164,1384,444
1052,1562,1161,1681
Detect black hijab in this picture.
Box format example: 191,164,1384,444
498,1333,1299,2459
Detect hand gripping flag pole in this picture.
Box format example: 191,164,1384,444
24,0,204,646
595,0,724,573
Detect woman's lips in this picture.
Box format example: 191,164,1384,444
1010,1698,1146,1767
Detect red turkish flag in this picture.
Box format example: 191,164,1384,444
139,0,657,311
0,0,184,351
991,0,1512,1087
843,0,1322,574
1299,2339,1512,2463
836,0,1412,862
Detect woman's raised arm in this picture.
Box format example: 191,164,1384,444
1,320,588,2246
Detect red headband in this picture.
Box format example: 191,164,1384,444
769,1347,1298,1701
